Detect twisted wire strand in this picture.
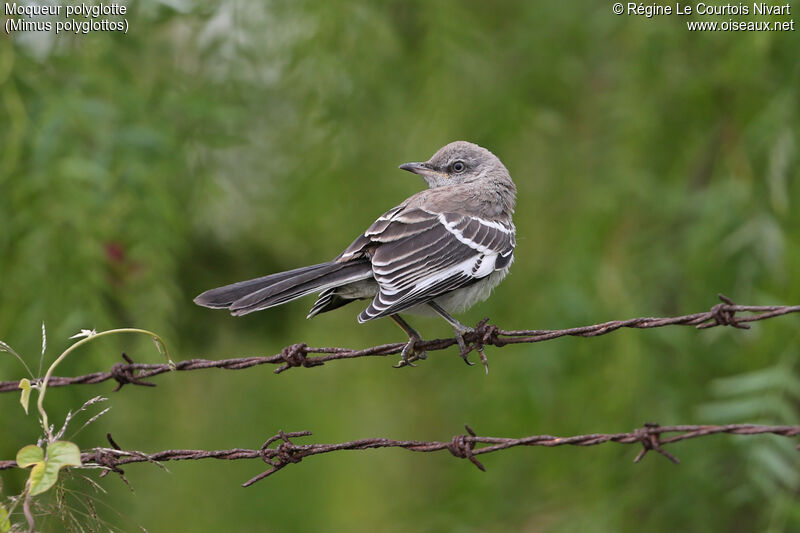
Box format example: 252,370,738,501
1,294,798,393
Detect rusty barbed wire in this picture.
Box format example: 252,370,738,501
1,294,798,393
0,423,798,487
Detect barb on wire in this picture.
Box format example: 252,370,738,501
1,424,798,486
1,294,798,393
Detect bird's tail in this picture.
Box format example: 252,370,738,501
194,260,373,316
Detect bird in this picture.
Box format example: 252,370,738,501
194,141,517,367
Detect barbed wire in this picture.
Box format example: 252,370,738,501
1,294,798,393
1,423,798,487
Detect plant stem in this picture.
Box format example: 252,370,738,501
37,328,169,441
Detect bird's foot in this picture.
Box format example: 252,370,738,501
454,325,489,374
393,334,428,368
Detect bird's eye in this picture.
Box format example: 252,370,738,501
451,161,466,173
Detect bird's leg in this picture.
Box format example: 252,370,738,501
389,314,427,368
427,301,472,355
428,302,488,372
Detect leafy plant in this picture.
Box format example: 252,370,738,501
2,326,170,531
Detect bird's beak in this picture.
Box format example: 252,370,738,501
398,162,427,175
399,162,448,179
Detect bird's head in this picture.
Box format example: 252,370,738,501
399,141,510,189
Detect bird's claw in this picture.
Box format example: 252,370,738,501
455,326,489,374
454,326,475,363
394,336,427,368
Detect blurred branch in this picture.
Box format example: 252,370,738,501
1,424,798,487
1,294,798,393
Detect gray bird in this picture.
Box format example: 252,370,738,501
194,141,517,366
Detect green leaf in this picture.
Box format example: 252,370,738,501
16,445,43,468
28,462,47,495
0,503,10,533
17,442,82,496
28,441,82,496
46,441,82,468
19,378,31,414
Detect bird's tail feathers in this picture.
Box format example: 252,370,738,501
194,261,372,316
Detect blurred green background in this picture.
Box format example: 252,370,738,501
2,1,799,531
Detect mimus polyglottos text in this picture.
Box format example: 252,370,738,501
194,141,516,366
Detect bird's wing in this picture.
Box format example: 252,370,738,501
338,206,515,321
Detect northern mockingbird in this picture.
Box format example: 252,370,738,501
194,141,516,366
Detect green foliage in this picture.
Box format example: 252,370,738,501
0,503,9,533
18,378,31,414
2,326,168,530
1,0,799,531
699,353,800,529
16,441,81,496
